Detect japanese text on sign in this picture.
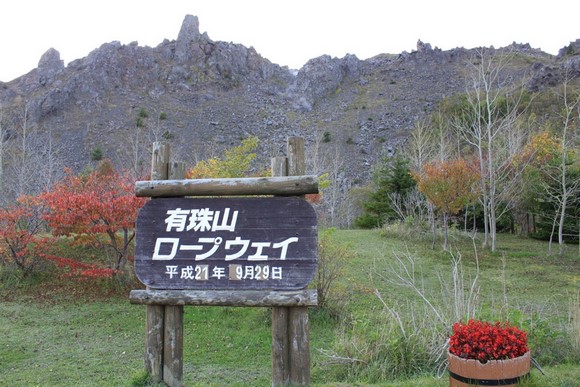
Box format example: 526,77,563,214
152,207,299,262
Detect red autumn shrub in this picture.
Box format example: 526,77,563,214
0,196,50,276
38,160,147,272
449,319,529,362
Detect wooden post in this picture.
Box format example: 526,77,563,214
286,137,311,386
163,305,184,387
164,157,185,387
287,137,305,177
145,305,164,382
271,156,290,385
271,138,311,386
169,161,185,180
151,142,170,180
271,156,287,178
289,307,310,384
146,142,170,382
146,142,186,386
272,306,290,385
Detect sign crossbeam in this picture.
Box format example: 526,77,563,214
135,175,318,197
129,289,318,307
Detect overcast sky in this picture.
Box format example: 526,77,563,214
1,0,578,82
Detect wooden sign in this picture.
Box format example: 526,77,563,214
135,197,317,290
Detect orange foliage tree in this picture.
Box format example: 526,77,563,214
38,160,147,273
0,196,49,276
412,158,480,249
515,131,561,167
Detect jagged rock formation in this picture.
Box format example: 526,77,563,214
0,16,578,196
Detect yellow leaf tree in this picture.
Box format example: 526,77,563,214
186,136,262,179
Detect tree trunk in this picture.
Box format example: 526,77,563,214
558,198,567,255
443,212,449,251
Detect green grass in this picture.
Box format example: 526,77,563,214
1,229,579,386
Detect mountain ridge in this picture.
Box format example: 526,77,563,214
1,15,579,210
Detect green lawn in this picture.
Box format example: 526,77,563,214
1,229,578,386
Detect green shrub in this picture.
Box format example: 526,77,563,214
90,146,103,161
138,108,149,118
355,213,381,229
315,228,351,314
161,130,174,140
329,308,442,383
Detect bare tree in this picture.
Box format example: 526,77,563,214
0,102,65,204
306,130,353,228
408,119,436,171
543,78,580,254
454,49,531,251
113,111,151,179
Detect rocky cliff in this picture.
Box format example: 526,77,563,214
1,15,579,194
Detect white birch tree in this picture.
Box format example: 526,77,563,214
454,49,531,251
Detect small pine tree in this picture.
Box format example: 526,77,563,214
90,146,103,161
356,155,416,228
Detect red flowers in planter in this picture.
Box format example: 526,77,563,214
449,319,529,363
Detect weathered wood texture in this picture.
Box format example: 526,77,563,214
272,150,291,387
146,142,185,386
287,137,305,176
145,305,164,382
163,306,184,387
168,161,185,180
134,196,318,290
272,307,290,385
135,175,318,197
289,307,310,384
130,289,318,306
151,142,170,180
271,137,313,387
271,157,287,177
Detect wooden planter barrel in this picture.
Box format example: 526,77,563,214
448,351,530,387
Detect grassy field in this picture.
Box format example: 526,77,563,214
1,229,579,386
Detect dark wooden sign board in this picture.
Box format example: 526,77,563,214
135,196,317,290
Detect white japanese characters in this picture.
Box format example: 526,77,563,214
151,206,299,281
164,264,283,281
152,235,298,261
165,207,238,232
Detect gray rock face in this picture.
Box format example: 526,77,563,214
558,39,580,57
292,54,361,110
38,48,64,74
175,14,203,63
0,15,577,198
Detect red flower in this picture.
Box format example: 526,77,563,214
449,319,528,362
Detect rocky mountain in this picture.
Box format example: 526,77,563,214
1,15,579,203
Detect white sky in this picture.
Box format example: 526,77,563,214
1,0,579,82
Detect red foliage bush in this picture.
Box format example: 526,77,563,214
449,319,529,362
